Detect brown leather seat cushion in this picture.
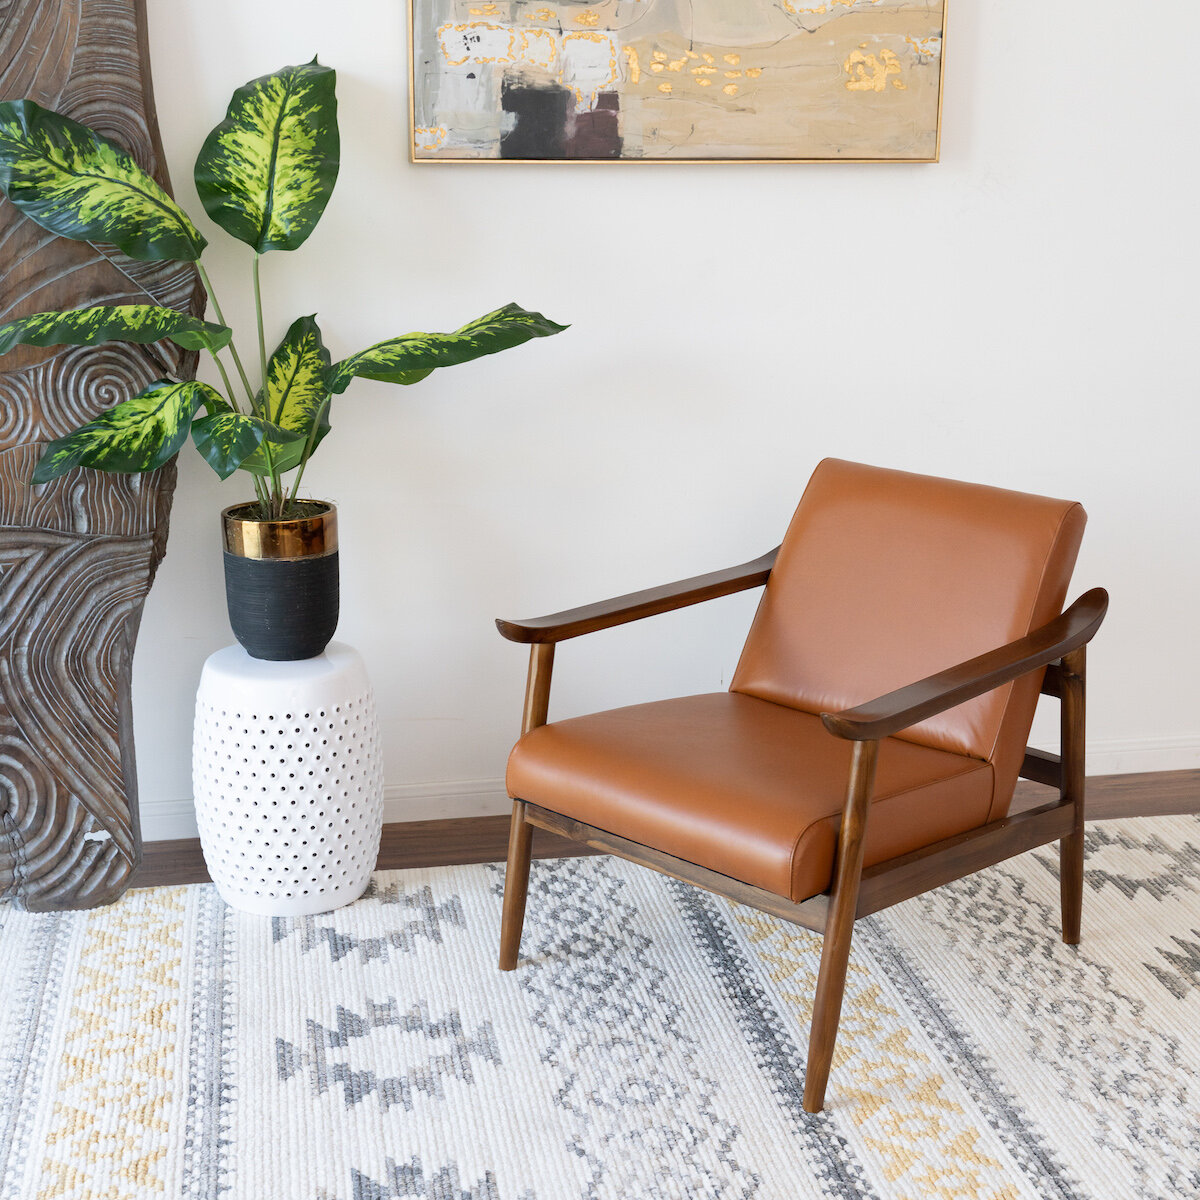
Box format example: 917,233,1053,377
507,692,995,902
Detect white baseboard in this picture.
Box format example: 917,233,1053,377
140,798,206,843
140,738,1200,844
379,778,511,824
140,778,511,843
1077,736,1200,777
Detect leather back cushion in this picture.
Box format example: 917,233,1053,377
731,460,1086,792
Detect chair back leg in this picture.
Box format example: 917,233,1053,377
500,800,534,970
1058,645,1087,944
803,739,878,1113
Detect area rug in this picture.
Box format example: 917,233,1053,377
1,815,1198,1200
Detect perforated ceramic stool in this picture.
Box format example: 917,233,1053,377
193,642,384,916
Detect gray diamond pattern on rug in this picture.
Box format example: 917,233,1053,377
277,999,500,1110
0,814,1197,1199
272,882,466,963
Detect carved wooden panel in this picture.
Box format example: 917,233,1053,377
0,0,203,909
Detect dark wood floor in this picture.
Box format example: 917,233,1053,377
129,768,1200,890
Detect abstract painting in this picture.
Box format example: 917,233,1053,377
409,1,946,162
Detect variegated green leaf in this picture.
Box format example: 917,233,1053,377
264,314,331,435
30,379,220,482
0,99,206,262
194,60,339,254
326,303,568,395
236,314,331,477
234,420,309,478
0,304,231,356
191,410,272,479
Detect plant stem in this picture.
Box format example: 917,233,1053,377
251,253,283,517
287,394,331,506
198,263,274,512
206,349,240,414
196,262,256,408
259,434,280,518
251,472,270,512
253,254,269,410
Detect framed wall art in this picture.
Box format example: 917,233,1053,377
408,0,947,163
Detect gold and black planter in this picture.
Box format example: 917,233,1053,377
221,502,339,661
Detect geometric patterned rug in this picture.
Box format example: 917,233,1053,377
1,814,1198,1200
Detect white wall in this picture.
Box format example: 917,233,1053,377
135,0,1200,839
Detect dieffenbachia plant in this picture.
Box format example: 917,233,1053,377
0,60,566,519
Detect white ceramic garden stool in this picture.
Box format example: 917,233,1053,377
192,641,384,916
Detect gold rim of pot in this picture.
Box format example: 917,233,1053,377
221,501,338,560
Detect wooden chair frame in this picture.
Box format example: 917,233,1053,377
496,547,1108,1112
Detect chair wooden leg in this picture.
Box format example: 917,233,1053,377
1059,646,1086,944
804,900,857,1114
499,800,534,970
803,739,878,1114
1060,830,1084,945
500,645,556,971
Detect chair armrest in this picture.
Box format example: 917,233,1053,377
496,548,779,644
821,588,1109,742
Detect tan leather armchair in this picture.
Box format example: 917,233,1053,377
495,459,1107,1112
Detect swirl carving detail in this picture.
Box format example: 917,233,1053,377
0,0,204,909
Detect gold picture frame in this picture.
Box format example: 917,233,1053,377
408,0,947,164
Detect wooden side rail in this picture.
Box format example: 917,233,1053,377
523,804,831,934
522,794,1077,936
1021,747,1063,788
853,799,1074,917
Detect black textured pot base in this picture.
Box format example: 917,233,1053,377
223,551,340,660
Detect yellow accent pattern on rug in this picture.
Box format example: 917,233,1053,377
37,888,186,1200
733,909,1018,1200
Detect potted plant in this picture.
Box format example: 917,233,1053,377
0,60,566,660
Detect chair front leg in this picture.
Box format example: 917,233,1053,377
498,643,555,971
803,738,879,1114
500,800,534,970
1059,646,1086,944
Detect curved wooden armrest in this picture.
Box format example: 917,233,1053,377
496,548,779,644
821,588,1109,742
